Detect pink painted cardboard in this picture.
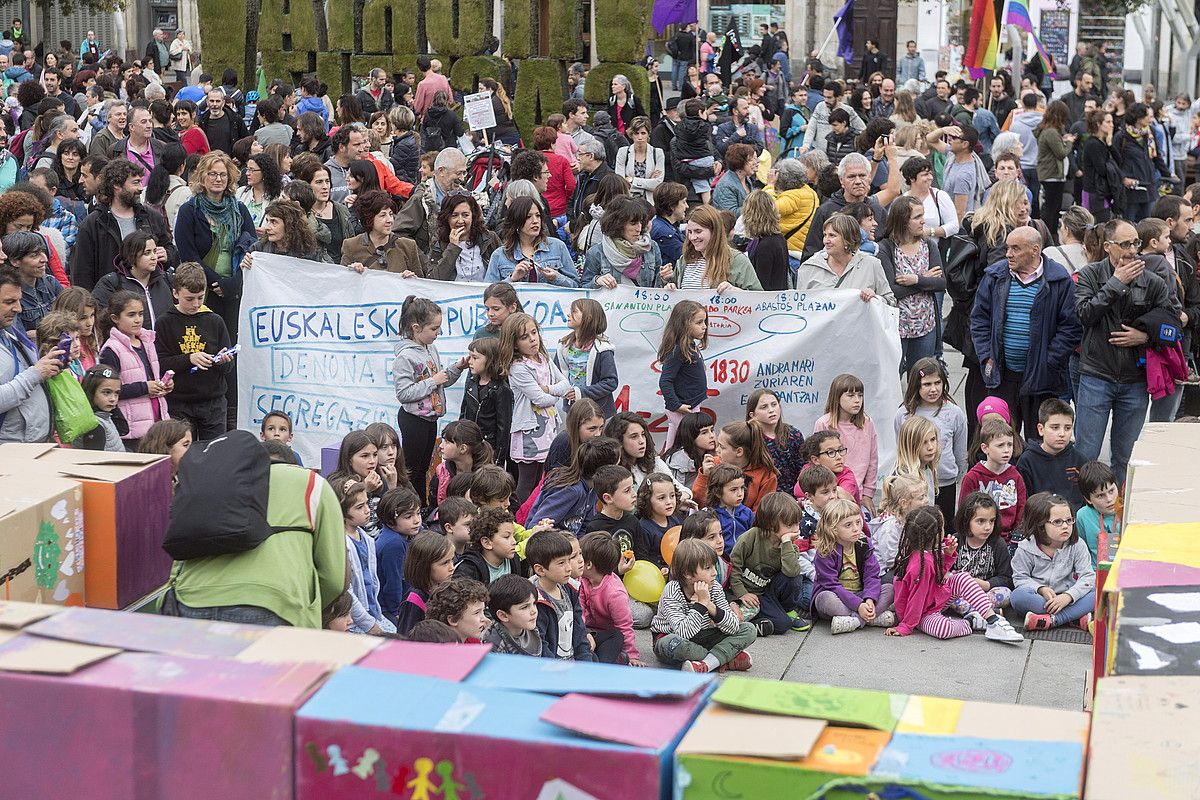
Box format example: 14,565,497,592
355,640,490,681
1116,559,1200,590
0,646,327,799
540,692,706,750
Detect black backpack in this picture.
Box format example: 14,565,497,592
163,430,313,560
421,117,446,153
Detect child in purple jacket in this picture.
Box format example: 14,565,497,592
810,497,895,634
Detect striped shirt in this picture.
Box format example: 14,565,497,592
1002,274,1042,373
680,259,710,289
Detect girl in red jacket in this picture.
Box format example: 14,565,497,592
885,506,1023,643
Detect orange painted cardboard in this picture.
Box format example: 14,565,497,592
0,448,172,608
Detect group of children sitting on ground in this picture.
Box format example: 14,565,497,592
264,285,1113,672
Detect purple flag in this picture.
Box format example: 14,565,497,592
652,0,698,35
834,0,855,62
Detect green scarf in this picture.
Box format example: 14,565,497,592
195,194,242,252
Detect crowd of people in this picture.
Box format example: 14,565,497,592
0,26,1188,672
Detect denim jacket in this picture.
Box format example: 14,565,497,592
484,238,580,287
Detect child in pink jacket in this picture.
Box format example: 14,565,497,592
578,532,644,665
885,506,1022,643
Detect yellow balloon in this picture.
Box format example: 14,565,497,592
623,560,666,603
660,526,681,565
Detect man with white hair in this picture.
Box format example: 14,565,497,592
801,147,901,262
395,147,468,255
88,99,128,158
568,138,612,219
144,28,170,76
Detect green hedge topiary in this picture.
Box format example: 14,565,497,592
502,0,534,59
544,0,580,61
593,0,650,64
257,0,317,55
449,56,512,94
426,0,491,58
196,0,243,86
513,59,567,144
584,63,649,111
327,0,422,54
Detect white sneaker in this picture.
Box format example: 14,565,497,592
831,615,865,634
867,610,897,628
985,616,1024,644
964,611,988,632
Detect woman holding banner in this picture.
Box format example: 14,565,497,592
660,204,762,292
430,192,500,282
795,214,895,304
340,190,427,277
581,195,663,288
484,196,579,287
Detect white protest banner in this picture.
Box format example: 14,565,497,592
239,256,903,474
462,91,497,132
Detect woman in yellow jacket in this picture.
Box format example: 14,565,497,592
766,158,821,254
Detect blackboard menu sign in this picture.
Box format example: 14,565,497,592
1040,9,1071,67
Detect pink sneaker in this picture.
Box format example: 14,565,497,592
1024,612,1053,631
681,660,709,673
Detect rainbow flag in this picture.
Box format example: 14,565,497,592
1006,0,1033,32
965,0,1004,78
1028,31,1060,78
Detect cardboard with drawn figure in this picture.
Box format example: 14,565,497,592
296,659,712,800
0,474,85,607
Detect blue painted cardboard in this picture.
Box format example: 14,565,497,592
872,733,1084,797
464,651,713,698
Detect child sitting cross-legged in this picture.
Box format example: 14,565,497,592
886,505,1023,643
527,530,595,661
811,498,895,634
454,506,523,586
730,492,812,636
678,510,741,619
951,492,1013,609
482,574,543,656
425,578,491,643
651,538,758,673
578,532,646,666
1011,492,1096,631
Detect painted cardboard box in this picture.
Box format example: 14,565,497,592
0,631,328,800
1086,675,1200,798
676,678,901,800
1124,423,1200,525
297,651,714,800
0,473,85,607
677,679,1087,800
0,445,173,609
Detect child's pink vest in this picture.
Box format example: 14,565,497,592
103,327,168,439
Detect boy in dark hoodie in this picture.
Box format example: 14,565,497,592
528,529,594,661
1015,399,1087,511
824,107,857,166
454,506,523,586
671,99,718,204
482,574,542,656
154,262,233,440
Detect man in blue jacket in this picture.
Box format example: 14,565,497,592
969,226,1082,439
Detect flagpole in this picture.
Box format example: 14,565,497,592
817,15,842,63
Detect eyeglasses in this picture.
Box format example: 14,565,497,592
1048,517,1075,528
820,447,849,458
1106,239,1139,250
205,171,228,180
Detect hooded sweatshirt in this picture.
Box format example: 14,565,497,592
296,95,328,125
892,548,957,635
153,304,232,403
1015,441,1087,511
1009,111,1043,170
392,338,463,419
1011,536,1095,601
959,461,1026,538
